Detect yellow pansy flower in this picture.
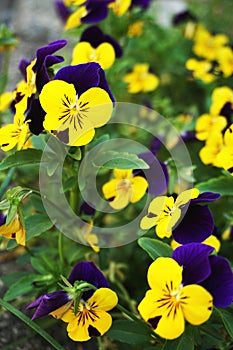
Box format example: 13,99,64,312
186,58,215,83
40,80,113,146
102,169,148,210
210,86,233,116
199,131,224,167
140,188,199,238
124,64,159,94
195,113,227,141
138,258,213,340
0,213,26,246
71,42,115,70
217,46,233,77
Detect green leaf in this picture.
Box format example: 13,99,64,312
0,149,42,171
106,320,153,345
25,214,53,241
62,176,77,193
3,274,40,301
5,203,17,225
197,176,233,196
93,150,149,169
0,299,66,350
215,307,233,338
138,237,173,260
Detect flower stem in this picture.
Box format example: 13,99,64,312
58,232,64,269
97,336,104,350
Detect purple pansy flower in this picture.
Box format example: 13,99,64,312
19,39,67,93
172,191,221,244
27,261,109,320
172,243,233,307
80,25,123,58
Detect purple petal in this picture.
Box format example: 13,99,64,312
136,153,168,196
79,201,96,217
201,256,233,307
26,98,45,135
0,212,6,225
27,290,69,320
191,192,221,204
150,137,163,154
82,4,108,24
54,63,100,96
172,243,213,285
181,130,197,142
18,59,31,80
36,55,65,93
172,205,214,244
131,0,152,8
34,40,67,74
98,67,115,103
54,0,71,22
68,261,109,300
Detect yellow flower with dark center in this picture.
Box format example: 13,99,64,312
124,64,159,94
50,288,118,342
138,258,213,340
210,86,233,116
193,24,228,60
195,113,227,141
0,110,31,151
71,42,115,70
140,189,199,238
186,58,215,83
40,80,113,146
109,0,132,16
0,213,26,246
102,169,148,210
127,21,144,37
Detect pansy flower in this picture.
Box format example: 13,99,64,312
172,243,233,308
138,256,213,340
0,108,31,151
102,169,148,210
64,0,114,30
186,58,215,83
210,86,233,117
195,113,227,141
193,24,228,61
71,26,122,69
27,261,118,342
0,211,26,246
39,62,114,146
123,64,159,94
141,189,220,243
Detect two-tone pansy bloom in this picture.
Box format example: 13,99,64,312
102,169,148,210
39,62,114,146
71,26,122,70
123,64,159,94
138,243,233,340
0,211,26,246
141,189,220,243
27,261,118,341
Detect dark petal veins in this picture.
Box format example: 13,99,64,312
191,192,221,204
26,98,45,135
172,205,214,244
201,255,233,308
88,325,101,337
68,261,109,301
172,243,213,285
26,290,69,320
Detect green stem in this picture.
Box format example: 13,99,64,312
0,299,66,350
97,336,104,350
116,303,140,323
58,232,64,269
115,280,136,314
0,168,15,198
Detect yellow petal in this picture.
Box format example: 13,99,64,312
50,301,74,320
130,176,148,203
156,217,172,239
140,215,158,230
77,87,113,128
109,179,133,209
147,257,183,291
148,196,167,216
110,0,132,16
71,42,93,65
202,235,221,252
142,74,159,92
181,284,213,325
102,178,118,200
67,316,91,341
0,91,14,112
65,7,87,30
175,188,199,207
155,304,185,340
88,288,118,311
89,310,113,336
0,124,19,151
113,169,132,179
95,43,115,70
